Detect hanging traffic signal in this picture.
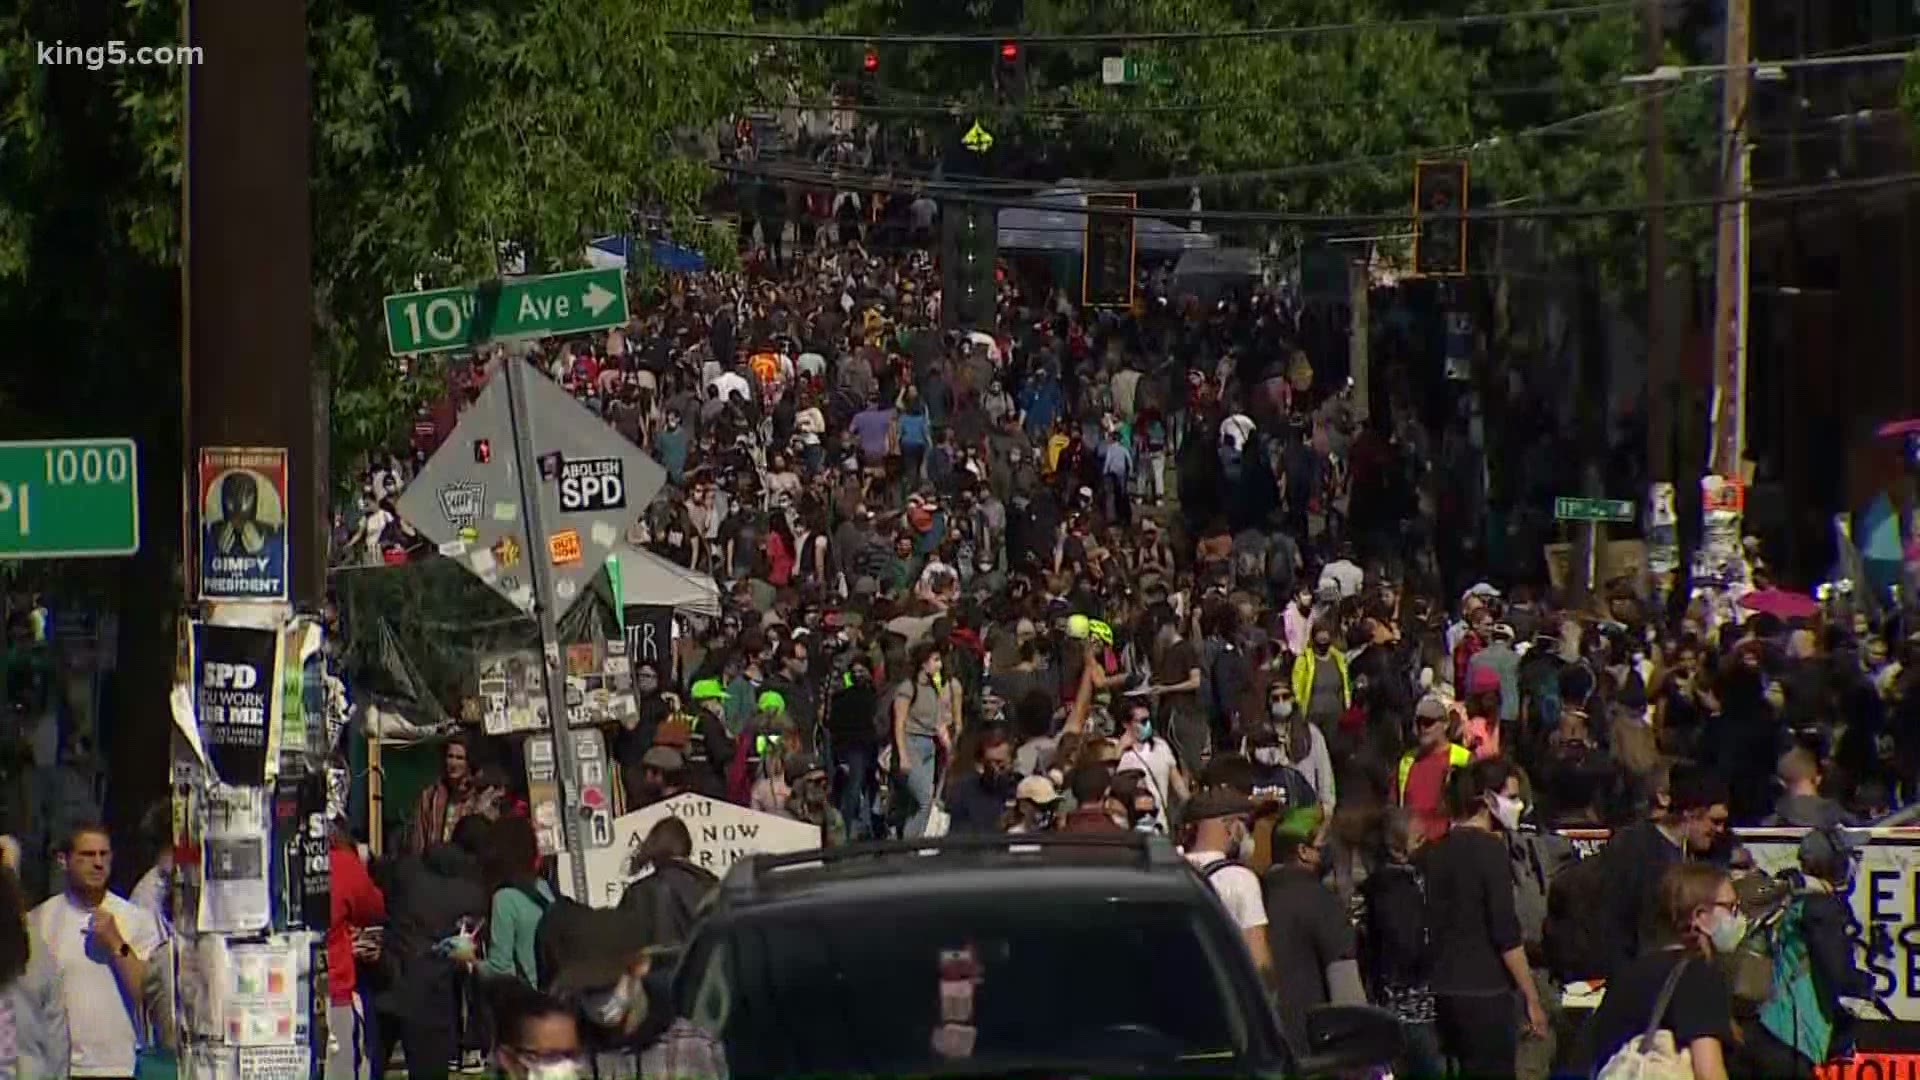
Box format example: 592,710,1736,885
941,199,999,330
1412,160,1470,276
993,40,1026,100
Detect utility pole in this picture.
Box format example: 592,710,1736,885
1643,0,1673,600
1349,255,1370,423
1708,0,1751,484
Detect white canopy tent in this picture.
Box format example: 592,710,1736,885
612,545,722,617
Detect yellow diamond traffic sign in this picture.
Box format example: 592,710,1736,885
962,120,994,154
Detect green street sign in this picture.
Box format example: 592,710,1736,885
383,268,629,355
0,439,141,559
1100,56,1173,86
1554,496,1635,524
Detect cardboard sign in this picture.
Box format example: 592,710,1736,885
623,604,674,672
559,793,821,908
1542,539,1647,595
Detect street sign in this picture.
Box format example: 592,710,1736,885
962,120,994,154
383,268,629,356
1100,56,1171,85
0,439,140,559
395,359,666,616
1554,496,1635,524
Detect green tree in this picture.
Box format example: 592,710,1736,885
770,0,1717,286
310,0,755,483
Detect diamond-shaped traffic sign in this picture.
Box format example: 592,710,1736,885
396,361,666,615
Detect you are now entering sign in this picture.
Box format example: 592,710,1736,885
556,793,821,908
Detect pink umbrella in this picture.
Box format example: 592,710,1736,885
1740,587,1819,621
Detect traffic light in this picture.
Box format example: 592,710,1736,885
857,46,880,103
941,199,998,330
993,39,1026,100
1082,192,1138,308
1412,159,1470,276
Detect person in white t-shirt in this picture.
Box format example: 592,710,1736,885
1114,703,1186,833
30,824,165,1079
1180,788,1274,989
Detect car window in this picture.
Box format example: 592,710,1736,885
679,896,1255,1075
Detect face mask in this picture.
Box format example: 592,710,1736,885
1270,700,1294,720
1133,816,1158,834
1491,794,1524,833
1706,908,1748,954
1252,746,1284,767
1314,638,1331,653
1134,721,1154,742
525,1060,587,1080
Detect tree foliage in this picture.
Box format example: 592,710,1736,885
770,0,1718,289
2,0,756,491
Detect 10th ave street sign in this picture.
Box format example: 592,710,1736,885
0,438,140,558
1554,496,1635,524
384,268,629,355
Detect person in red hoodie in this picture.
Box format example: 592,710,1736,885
327,823,387,1080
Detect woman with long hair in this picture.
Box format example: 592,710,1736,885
1587,862,1737,1080
0,839,68,1078
478,817,553,988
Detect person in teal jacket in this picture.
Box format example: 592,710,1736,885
480,817,554,987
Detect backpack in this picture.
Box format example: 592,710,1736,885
1542,844,1614,983
1509,830,1577,952
523,887,594,992
1757,895,1836,1065
1594,958,1696,1080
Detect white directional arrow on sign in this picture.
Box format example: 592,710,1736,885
582,282,617,317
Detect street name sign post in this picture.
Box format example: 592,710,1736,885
0,438,141,558
394,271,661,898
1554,496,1635,524
383,268,629,356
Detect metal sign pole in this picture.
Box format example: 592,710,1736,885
500,348,591,900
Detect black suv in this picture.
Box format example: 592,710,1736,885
666,833,1401,1077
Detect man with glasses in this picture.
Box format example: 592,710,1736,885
1593,768,1731,978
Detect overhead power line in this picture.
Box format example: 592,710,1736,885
671,1,1645,45
715,159,1920,227
752,81,1626,116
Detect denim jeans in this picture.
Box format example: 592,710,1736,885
902,734,940,838
833,740,877,841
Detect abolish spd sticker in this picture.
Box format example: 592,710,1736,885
558,457,626,512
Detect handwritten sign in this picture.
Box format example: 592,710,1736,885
557,793,821,908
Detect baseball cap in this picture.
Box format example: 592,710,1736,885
785,753,826,782
1416,695,1449,723
641,746,685,772
1799,825,1859,871
1016,775,1061,805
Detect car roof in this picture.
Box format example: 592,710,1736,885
710,833,1206,914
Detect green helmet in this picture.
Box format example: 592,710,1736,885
690,678,728,702
1066,614,1091,639
756,689,787,715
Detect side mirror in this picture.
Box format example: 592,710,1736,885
1292,1004,1405,1077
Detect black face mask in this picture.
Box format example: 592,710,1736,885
982,768,1015,792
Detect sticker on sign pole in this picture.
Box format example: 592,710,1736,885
548,529,583,565
558,457,627,512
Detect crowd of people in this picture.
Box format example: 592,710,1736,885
287,199,1920,1080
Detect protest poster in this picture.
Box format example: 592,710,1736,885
193,624,282,786
199,447,289,602
559,793,822,907
200,785,272,934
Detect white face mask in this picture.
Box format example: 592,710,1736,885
525,1060,587,1080
1270,700,1294,720
1252,746,1284,767
1706,908,1749,954
1490,794,1525,833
